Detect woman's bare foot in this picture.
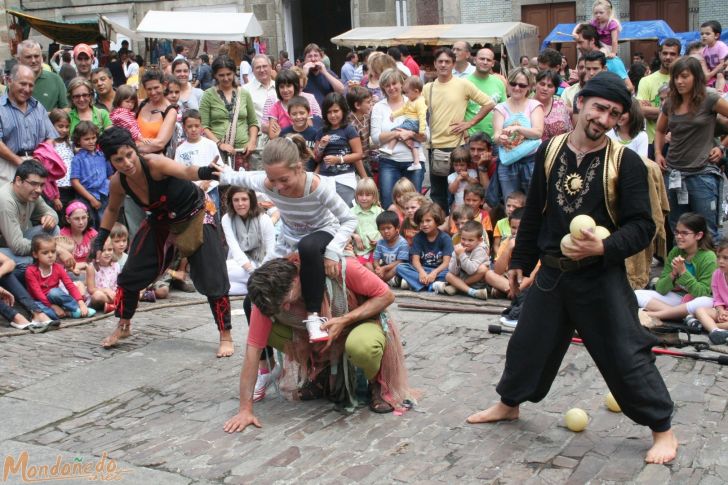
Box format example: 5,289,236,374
645,429,678,464
217,330,234,358
466,402,520,424
101,323,132,348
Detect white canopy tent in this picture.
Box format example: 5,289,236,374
331,22,539,68
99,15,145,42
100,10,263,42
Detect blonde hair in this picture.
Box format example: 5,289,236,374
368,53,397,79
403,192,427,207
508,67,534,87
355,178,380,206
593,0,614,17
391,177,417,207
262,135,309,169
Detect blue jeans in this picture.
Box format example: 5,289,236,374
497,154,535,205
396,263,448,292
379,157,425,209
0,225,60,272
665,172,720,242
0,271,44,317
35,288,80,320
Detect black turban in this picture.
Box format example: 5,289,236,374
577,71,632,112
98,126,136,161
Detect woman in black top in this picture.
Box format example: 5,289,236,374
93,127,232,357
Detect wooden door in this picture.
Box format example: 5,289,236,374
630,0,688,66
522,2,577,67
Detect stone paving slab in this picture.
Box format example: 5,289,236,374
1,294,728,483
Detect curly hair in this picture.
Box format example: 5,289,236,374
247,259,299,317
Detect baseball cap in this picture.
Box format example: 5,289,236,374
73,43,94,59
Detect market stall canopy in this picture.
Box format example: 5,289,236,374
331,22,539,68
7,9,101,45
541,20,676,50
134,11,263,41
98,15,145,42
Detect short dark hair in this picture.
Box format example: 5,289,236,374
247,258,299,317
376,210,400,229
469,131,492,148
182,108,201,125
72,120,100,146
414,202,446,226
537,48,562,69
275,69,300,100
175,44,185,54
583,50,607,67
90,67,111,79
535,69,562,89
509,207,525,222
345,50,357,62
701,20,722,35
387,47,402,61
14,159,48,182
460,220,484,238
633,51,644,60
575,23,602,48
346,85,372,110
287,95,310,113
200,54,209,64
464,183,485,200
434,47,456,63
141,68,165,87
661,38,682,52
506,191,527,204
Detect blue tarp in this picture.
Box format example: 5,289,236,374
541,20,677,51
673,31,728,54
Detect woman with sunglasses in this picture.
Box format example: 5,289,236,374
492,67,543,202
66,77,112,138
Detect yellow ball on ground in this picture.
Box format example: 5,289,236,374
605,392,621,412
594,226,611,240
564,408,589,432
560,234,573,255
569,215,596,240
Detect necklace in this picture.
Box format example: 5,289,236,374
567,135,606,166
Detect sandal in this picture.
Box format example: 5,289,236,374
369,382,394,414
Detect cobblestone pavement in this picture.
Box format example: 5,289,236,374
1,290,728,484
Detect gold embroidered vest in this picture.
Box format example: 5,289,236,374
543,133,626,226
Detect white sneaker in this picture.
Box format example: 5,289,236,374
432,281,447,294
472,288,489,300
253,364,280,402
400,279,410,290
304,314,330,342
444,285,458,295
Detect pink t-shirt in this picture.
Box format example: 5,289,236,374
247,257,391,349
60,227,98,262
703,41,728,71
590,18,619,47
711,269,728,308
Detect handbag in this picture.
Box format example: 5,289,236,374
497,110,541,166
427,82,462,177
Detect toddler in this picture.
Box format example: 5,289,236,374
434,220,490,299
110,222,129,269
401,192,427,246
109,85,142,141
382,76,427,171
86,237,121,313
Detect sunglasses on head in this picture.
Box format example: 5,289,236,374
509,82,529,89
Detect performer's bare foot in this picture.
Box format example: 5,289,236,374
217,330,234,358
466,402,520,424
101,322,131,348
645,429,678,464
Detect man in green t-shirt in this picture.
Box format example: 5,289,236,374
465,48,507,138
636,38,681,156
16,40,68,112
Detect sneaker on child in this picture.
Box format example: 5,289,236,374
709,328,728,345
304,314,329,342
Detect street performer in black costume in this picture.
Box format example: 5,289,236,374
466,72,677,464
93,127,233,357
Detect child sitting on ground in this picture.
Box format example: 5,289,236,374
434,220,490,299
450,205,475,245
493,191,526,256
449,183,493,244
86,237,120,313
382,76,427,171
373,210,410,286
635,212,716,321
25,234,94,319
692,241,728,344
59,200,98,276
447,147,479,210
352,178,383,269
489,208,537,297
110,222,129,269
387,177,417,225
396,203,453,292
401,192,428,246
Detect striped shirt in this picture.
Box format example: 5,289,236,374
220,170,356,261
